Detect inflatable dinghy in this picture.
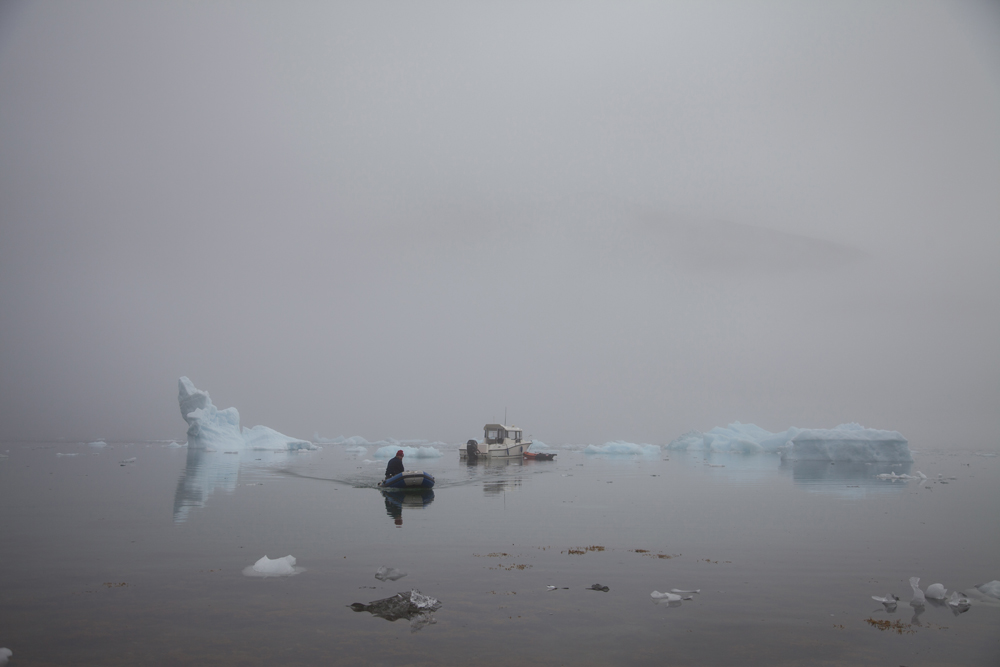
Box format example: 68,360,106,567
379,470,435,489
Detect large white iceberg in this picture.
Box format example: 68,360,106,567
667,422,912,462
178,377,315,451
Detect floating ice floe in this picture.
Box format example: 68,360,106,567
56,452,79,457
179,377,316,451
671,588,700,595
667,422,912,462
925,583,948,600
375,566,407,581
0,648,10,665
242,555,302,577
88,440,107,448
346,446,367,454
585,441,660,456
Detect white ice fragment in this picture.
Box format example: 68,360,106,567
975,580,1000,599
546,586,557,591
948,591,971,611
88,440,107,448
925,583,947,600
56,452,79,457
670,589,700,594
0,648,10,665
409,590,440,610
242,555,301,577
375,566,407,581
872,594,899,609
909,577,925,607
651,591,682,601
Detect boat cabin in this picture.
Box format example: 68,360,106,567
484,424,522,445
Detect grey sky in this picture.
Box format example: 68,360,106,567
1,1,997,446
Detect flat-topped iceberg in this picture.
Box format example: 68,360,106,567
585,441,661,456
667,422,911,462
178,377,316,451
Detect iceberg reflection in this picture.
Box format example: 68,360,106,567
781,460,914,496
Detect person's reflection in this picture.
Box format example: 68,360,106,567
384,493,403,526
381,489,434,526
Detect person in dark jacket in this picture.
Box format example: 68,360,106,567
385,449,405,479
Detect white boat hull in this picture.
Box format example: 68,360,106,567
460,441,531,459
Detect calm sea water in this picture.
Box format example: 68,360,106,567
1,441,997,666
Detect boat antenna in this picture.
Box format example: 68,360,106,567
504,407,507,425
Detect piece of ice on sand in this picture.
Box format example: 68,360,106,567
976,580,1000,599
909,577,925,607
948,591,971,611
925,583,948,600
375,566,407,581
651,591,682,601
872,594,898,609
242,555,301,577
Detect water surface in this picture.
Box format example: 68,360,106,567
1,442,997,665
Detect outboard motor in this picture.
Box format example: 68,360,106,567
466,440,479,460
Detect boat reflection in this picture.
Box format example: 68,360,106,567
382,488,435,526
466,456,524,469
483,478,522,495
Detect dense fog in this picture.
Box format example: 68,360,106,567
0,1,997,446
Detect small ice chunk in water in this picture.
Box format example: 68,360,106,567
948,591,971,611
88,441,107,448
0,648,11,665
925,583,948,600
409,590,440,610
375,566,407,581
670,589,700,594
976,580,1000,599
242,555,301,577
651,591,682,601
909,577,925,607
871,594,899,609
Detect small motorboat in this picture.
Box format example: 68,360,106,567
379,470,435,490
460,424,532,459
524,452,556,461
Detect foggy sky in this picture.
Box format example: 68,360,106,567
1,1,997,447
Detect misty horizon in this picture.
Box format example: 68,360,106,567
1,1,997,448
